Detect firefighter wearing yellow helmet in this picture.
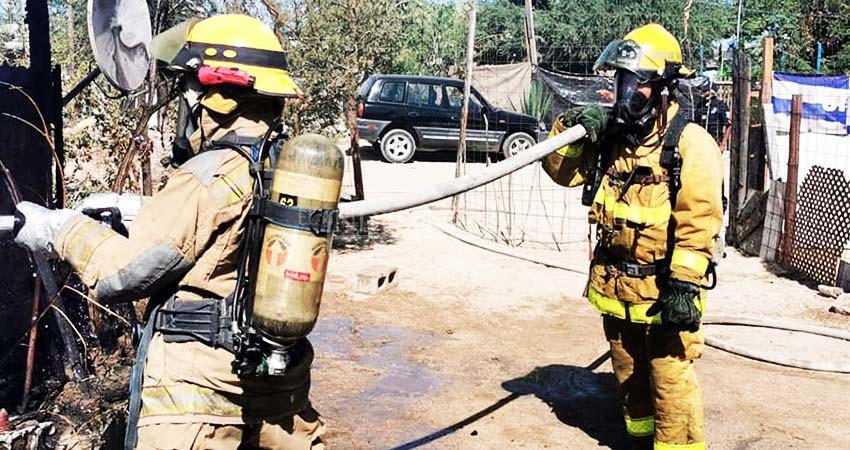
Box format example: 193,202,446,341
544,24,722,450
13,14,338,450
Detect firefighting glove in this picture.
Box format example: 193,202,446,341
647,278,701,332
14,201,82,257
557,104,609,144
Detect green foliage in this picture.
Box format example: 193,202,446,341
0,3,28,66
486,0,736,71
511,80,552,120
281,0,405,132
476,0,527,64
391,0,467,75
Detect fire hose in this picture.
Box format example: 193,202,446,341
337,125,588,219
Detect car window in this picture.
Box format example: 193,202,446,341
379,81,405,103
446,86,463,108
356,77,375,100
446,85,482,110
407,83,443,108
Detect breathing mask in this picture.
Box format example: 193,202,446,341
612,70,657,148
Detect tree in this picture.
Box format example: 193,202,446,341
391,0,467,75
279,0,405,131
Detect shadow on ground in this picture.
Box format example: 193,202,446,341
760,260,821,291
502,364,630,450
386,353,631,450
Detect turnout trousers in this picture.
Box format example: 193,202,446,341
135,408,326,450
603,315,705,450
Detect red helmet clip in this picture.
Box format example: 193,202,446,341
197,66,255,88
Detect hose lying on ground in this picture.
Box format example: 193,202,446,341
338,124,587,219
431,220,588,275
702,315,850,374
432,221,850,374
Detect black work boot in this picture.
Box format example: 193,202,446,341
630,435,653,450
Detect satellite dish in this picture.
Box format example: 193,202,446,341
86,0,152,92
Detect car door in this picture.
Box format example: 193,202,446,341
444,84,496,153
466,89,495,152
405,82,452,150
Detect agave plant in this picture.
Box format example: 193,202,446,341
511,80,553,122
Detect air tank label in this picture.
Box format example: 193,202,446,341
285,269,311,282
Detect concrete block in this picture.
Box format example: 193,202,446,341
355,265,398,295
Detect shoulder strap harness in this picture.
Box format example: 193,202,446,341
660,111,689,207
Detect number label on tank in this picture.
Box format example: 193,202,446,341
278,193,298,206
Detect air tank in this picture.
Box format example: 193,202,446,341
252,133,344,343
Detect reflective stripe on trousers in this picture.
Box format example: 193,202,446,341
624,416,707,449
587,286,706,325
140,382,310,421
141,385,244,417
625,415,654,437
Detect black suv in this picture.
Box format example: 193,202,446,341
356,74,544,163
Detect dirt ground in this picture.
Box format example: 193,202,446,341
311,151,850,450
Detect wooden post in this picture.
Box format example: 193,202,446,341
140,138,153,196
348,94,367,233
728,48,751,243
524,0,538,66
760,37,774,105
20,278,41,411
453,2,476,222
780,95,802,266
348,95,365,202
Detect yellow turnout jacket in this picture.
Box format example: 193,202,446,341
544,102,723,324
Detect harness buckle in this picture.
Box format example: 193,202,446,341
308,209,339,236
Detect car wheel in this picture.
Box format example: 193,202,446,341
380,128,417,163
502,132,535,158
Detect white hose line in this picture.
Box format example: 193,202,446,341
702,315,850,374
430,220,588,275
432,221,850,373
702,315,850,342
338,124,587,219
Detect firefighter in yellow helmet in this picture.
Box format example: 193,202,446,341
14,15,329,450
544,24,722,450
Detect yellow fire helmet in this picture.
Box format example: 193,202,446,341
593,23,694,82
152,14,302,100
